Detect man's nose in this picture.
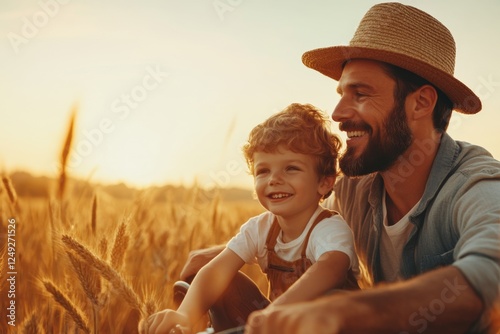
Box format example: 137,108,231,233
332,96,354,123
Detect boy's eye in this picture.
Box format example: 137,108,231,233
255,168,269,176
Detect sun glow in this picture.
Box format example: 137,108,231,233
1,1,499,188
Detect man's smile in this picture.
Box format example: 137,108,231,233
346,130,368,139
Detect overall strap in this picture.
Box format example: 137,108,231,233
265,209,337,253
265,217,282,251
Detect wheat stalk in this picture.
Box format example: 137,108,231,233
91,193,97,236
61,235,145,315
42,279,90,334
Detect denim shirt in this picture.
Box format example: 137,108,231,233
332,133,500,332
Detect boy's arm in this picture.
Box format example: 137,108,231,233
147,248,244,333
178,248,245,322
271,250,350,306
180,244,225,281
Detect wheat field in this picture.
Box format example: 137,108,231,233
0,174,266,334
0,110,266,333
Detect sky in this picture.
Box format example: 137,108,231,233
1,0,499,190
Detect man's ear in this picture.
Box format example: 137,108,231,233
409,85,438,120
318,175,336,197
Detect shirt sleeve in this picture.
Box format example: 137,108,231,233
307,214,357,271
451,177,500,329
226,212,271,265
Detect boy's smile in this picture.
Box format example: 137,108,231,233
252,147,331,231
267,192,293,200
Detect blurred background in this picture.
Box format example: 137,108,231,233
1,0,499,191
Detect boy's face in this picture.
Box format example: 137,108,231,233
252,147,333,222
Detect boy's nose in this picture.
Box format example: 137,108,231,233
268,171,284,185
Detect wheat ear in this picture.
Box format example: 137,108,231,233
61,235,145,315
2,176,17,205
58,105,77,200
42,279,90,334
66,250,102,306
111,219,129,270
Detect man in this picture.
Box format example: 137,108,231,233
181,3,500,333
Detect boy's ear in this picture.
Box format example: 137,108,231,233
318,175,336,196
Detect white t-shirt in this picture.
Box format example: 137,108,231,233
227,206,358,274
380,191,419,281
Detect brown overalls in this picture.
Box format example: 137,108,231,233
264,209,335,300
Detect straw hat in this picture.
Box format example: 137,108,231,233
302,2,481,114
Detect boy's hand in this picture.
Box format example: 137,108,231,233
142,309,191,334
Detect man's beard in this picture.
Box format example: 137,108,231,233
339,102,413,177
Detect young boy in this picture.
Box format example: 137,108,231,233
145,103,358,334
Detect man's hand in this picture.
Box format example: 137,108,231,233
245,297,342,334
180,245,224,281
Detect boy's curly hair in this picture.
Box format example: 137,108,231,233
243,103,342,197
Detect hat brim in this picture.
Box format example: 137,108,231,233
302,46,481,114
